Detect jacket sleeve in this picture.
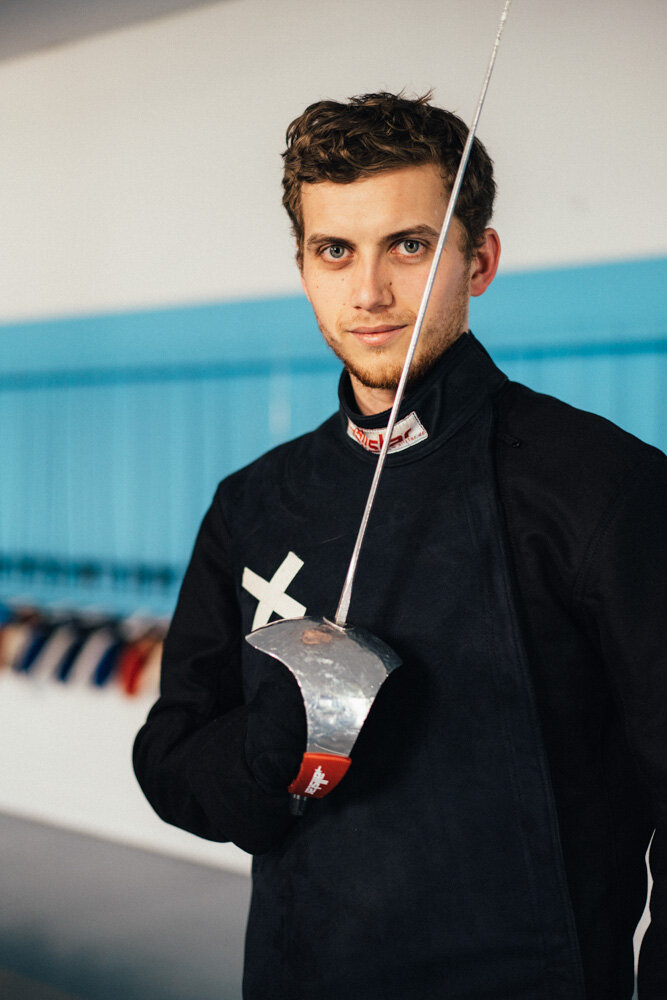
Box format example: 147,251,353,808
132,486,295,855
575,450,667,997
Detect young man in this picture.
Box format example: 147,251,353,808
133,94,666,999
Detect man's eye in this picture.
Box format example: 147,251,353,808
397,239,423,255
323,245,348,260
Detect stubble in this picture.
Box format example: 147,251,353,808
316,282,469,391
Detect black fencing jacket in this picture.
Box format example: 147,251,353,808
133,333,667,1000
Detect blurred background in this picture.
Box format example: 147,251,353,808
0,0,664,997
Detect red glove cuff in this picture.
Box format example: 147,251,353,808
288,752,352,799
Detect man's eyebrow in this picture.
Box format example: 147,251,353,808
305,233,347,250
305,224,440,251
386,224,440,242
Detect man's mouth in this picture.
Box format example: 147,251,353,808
346,324,407,347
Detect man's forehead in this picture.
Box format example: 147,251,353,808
300,163,450,235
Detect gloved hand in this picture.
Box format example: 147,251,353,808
245,664,306,797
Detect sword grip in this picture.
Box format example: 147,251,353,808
289,794,308,816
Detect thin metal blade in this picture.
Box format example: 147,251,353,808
334,0,512,628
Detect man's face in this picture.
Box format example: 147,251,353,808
299,163,473,393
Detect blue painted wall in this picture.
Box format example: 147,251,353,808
1,257,665,613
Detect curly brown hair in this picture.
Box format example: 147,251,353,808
282,91,496,267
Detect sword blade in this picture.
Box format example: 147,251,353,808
334,0,512,628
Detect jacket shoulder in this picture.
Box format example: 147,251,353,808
494,381,666,581
496,380,664,487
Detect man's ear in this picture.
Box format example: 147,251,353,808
470,228,501,298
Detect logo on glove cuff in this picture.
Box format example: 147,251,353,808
304,766,329,796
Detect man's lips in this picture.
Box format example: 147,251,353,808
346,324,407,346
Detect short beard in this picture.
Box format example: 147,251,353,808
317,287,468,391
337,331,460,390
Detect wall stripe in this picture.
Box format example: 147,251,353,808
2,256,665,370
2,256,665,613
1,336,666,391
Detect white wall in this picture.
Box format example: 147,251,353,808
0,0,665,323
0,669,252,873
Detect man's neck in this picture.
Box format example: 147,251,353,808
348,375,397,416
347,330,469,416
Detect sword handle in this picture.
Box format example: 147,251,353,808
290,794,308,816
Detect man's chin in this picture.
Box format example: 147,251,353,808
322,324,466,391
344,349,444,392
345,362,403,391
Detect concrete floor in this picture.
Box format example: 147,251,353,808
0,813,250,1000
0,966,86,1000
0,811,644,999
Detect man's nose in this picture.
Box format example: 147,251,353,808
350,256,394,311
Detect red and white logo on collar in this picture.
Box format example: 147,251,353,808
346,411,428,454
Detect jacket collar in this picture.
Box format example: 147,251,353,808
337,332,507,464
